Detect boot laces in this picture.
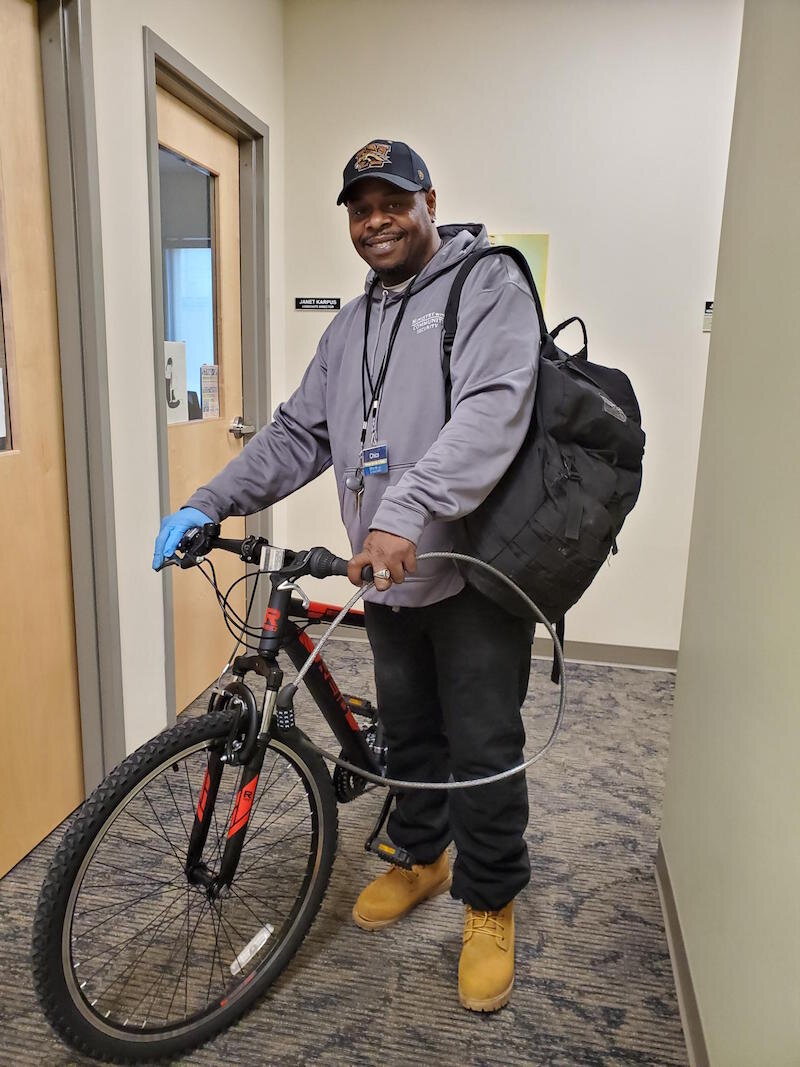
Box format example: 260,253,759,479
396,865,419,884
465,907,505,939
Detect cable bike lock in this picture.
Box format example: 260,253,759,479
276,551,567,792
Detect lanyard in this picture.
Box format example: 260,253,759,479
359,279,413,458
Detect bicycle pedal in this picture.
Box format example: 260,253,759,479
367,840,415,870
342,694,377,719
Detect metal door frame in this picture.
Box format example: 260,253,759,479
143,28,271,722
38,0,124,791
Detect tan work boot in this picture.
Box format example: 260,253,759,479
352,851,452,930
458,901,515,1012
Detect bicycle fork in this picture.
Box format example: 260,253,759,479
185,682,279,899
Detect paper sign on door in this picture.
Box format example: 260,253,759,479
164,340,188,424
201,364,220,419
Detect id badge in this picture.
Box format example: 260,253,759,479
362,442,389,476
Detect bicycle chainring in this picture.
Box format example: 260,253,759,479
333,724,386,803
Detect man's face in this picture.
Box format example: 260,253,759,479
346,179,439,284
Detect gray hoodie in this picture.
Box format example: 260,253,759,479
186,224,540,606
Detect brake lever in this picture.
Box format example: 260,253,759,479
155,554,196,572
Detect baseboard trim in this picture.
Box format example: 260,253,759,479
310,625,677,672
655,841,710,1067
533,637,677,671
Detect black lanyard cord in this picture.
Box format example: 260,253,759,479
361,276,380,416
359,284,413,455
359,249,469,420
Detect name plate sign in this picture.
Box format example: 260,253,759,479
295,297,341,311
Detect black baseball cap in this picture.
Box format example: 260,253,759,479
337,139,432,205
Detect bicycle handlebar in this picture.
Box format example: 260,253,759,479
159,524,373,583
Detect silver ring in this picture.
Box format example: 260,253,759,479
374,568,391,581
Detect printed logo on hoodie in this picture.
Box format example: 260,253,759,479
411,311,444,335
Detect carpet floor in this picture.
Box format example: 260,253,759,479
0,635,685,1066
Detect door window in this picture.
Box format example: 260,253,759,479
158,147,218,422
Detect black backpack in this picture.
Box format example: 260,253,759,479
442,246,645,669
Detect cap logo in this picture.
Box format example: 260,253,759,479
354,142,392,172
417,169,425,181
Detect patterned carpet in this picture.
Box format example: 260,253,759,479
0,635,686,1066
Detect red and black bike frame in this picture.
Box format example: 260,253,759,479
184,565,379,897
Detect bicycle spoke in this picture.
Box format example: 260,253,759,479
212,899,253,949
119,806,185,857
110,890,205,1026
132,892,208,1027
238,791,310,862
235,818,312,882
83,857,178,885
224,883,277,930
163,896,208,1024
226,883,289,927
239,778,305,852
235,840,312,884
162,770,192,844
141,789,189,868
74,875,186,920
205,901,223,1007
72,879,185,945
208,898,240,968
80,888,190,997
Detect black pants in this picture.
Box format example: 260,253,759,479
364,584,533,910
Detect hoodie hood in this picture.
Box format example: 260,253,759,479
363,223,489,298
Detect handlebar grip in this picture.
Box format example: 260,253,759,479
327,556,374,583
306,547,374,583
326,554,375,580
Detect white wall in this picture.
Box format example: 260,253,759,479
89,0,286,750
282,0,743,648
660,1,800,1062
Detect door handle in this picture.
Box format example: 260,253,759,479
228,416,256,440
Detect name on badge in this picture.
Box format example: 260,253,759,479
362,443,389,475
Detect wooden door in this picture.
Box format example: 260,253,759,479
156,89,247,713
0,0,84,876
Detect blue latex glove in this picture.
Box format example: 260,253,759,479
152,507,214,571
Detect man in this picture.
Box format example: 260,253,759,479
153,139,540,1012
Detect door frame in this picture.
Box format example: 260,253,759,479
38,0,124,791
143,29,271,722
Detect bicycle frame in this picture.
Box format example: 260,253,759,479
184,569,381,897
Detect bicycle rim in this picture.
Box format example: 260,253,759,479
61,730,325,1044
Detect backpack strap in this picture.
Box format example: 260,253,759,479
551,616,566,684
441,245,547,421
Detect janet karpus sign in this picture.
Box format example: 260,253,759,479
295,297,341,311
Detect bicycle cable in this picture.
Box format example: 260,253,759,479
286,551,566,792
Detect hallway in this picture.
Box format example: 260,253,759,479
1,642,685,1065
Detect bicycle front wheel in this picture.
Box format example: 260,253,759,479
32,709,338,1063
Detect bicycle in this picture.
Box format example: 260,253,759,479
32,524,396,1063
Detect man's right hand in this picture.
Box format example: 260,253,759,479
152,507,214,571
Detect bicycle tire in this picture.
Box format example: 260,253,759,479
32,709,338,1063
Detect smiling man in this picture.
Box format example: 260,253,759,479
154,139,540,1012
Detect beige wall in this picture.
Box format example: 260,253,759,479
90,0,286,750
659,1,800,1062
89,0,746,748
282,0,743,643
